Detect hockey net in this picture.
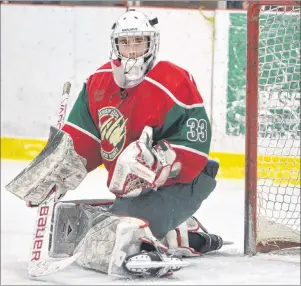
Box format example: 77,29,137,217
245,1,300,254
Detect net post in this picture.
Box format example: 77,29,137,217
245,0,300,255
244,2,261,256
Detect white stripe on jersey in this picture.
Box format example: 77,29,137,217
65,122,101,143
145,77,203,109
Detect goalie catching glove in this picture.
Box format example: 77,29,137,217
5,126,88,206
109,126,181,197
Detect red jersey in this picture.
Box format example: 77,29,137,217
62,61,211,189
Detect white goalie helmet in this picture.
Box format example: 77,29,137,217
110,9,160,88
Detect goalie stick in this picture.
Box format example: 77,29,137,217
27,82,79,278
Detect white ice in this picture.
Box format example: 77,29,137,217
1,160,300,285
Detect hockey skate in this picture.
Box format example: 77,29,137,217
139,216,226,258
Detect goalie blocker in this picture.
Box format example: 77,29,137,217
5,126,88,206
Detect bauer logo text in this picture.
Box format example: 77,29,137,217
31,206,49,261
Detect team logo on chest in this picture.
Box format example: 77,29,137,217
98,107,128,161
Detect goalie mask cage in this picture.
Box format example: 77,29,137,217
245,1,300,255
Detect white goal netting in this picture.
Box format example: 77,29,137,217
256,5,300,249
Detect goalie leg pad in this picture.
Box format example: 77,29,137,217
49,201,147,276
49,200,113,258
73,214,177,278
49,200,188,278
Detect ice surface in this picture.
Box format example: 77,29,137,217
1,160,300,285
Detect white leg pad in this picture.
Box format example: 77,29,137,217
73,214,152,277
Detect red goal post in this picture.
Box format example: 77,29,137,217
245,0,301,255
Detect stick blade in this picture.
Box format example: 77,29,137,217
28,253,81,277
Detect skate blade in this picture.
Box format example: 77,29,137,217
126,259,189,269
223,241,234,246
